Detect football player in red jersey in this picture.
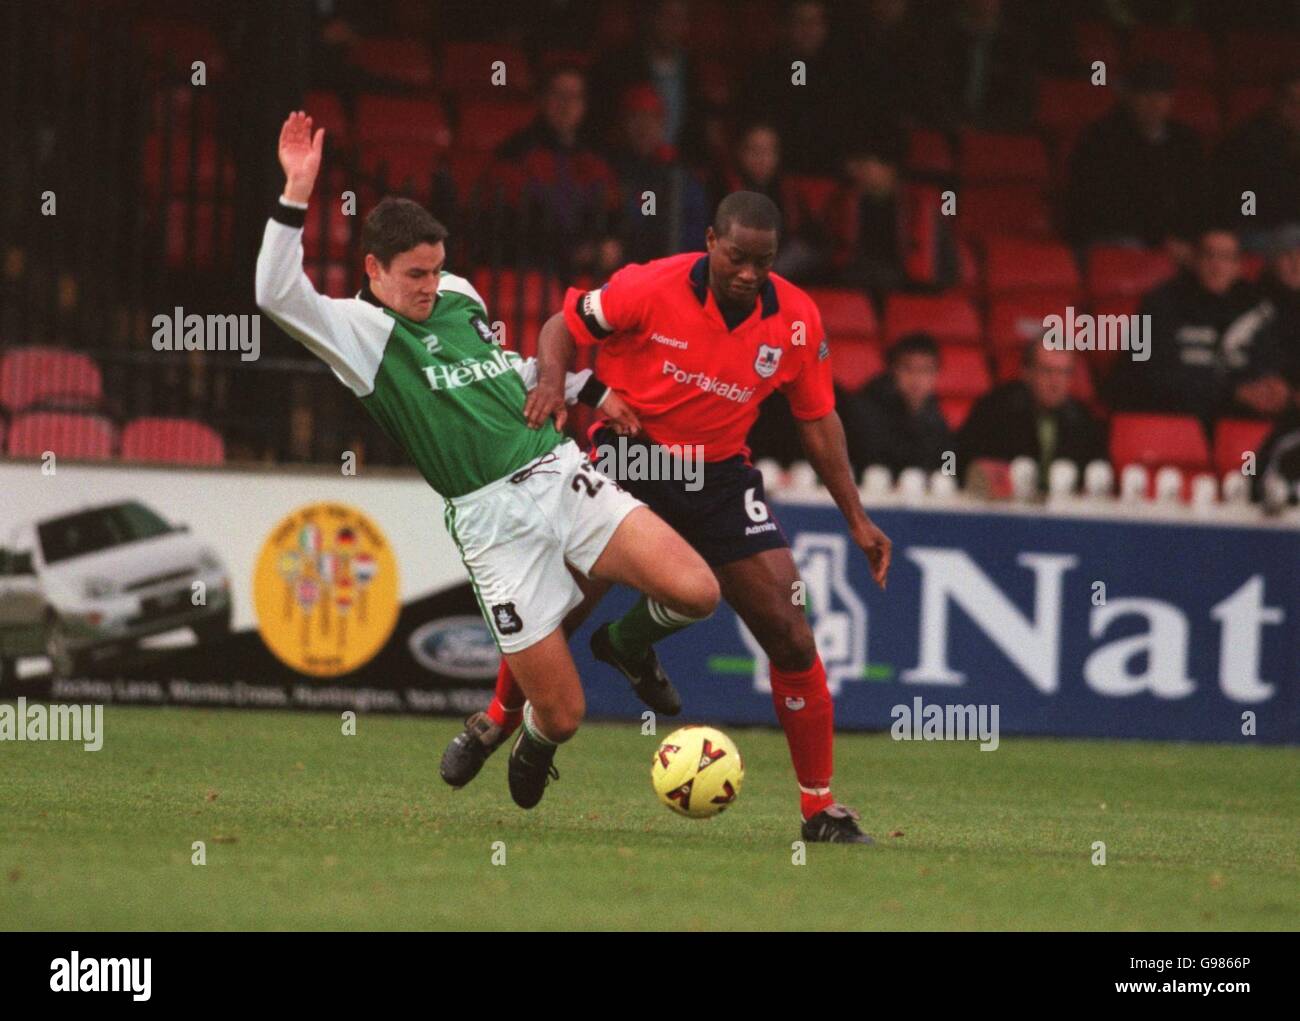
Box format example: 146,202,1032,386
442,192,891,844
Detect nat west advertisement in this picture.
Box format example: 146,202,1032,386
1,462,1296,743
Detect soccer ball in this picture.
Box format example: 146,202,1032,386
651,725,744,818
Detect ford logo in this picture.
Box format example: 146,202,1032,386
408,615,500,680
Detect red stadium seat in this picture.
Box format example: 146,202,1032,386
1034,77,1116,133
884,293,982,346
1214,419,1273,478
829,338,884,393
806,288,876,339
357,142,441,198
1224,85,1274,131
121,418,225,465
958,131,1051,186
956,185,1054,242
6,412,116,460
939,395,975,431
984,238,1081,297
1072,19,1122,72
1171,87,1221,143
0,347,103,414
936,346,992,399
439,42,532,94
165,200,233,271
302,194,353,262
134,19,228,76
354,95,451,148
142,132,234,198
456,97,537,152
445,150,495,203
986,292,1077,350
1086,246,1177,300
1110,413,1211,475
905,129,953,176
305,262,352,299
348,38,435,89
1127,26,1216,83
304,90,350,146
471,269,563,325
785,175,839,226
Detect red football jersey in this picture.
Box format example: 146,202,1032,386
563,253,834,461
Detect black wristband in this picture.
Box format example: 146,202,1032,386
577,374,609,408
271,200,307,229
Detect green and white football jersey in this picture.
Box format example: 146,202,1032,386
255,202,599,497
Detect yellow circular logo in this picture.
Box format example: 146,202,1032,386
253,503,399,677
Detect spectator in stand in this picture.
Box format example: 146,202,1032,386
707,123,830,283
1106,228,1290,424
1259,226,1300,393
741,0,850,173
606,85,708,264
1066,61,1208,259
838,332,952,477
1213,74,1300,250
957,343,1106,490
492,65,621,276
588,0,702,156
832,0,920,133
913,0,1036,130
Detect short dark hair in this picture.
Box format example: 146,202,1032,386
888,332,939,365
362,197,448,267
714,190,781,238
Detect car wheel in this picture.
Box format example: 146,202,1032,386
193,605,233,645
45,616,88,680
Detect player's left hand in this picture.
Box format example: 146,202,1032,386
523,377,567,431
598,389,641,436
852,517,892,590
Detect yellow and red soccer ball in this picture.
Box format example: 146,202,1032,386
651,725,744,818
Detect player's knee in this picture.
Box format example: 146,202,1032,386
764,614,817,672
679,571,720,621
542,689,585,742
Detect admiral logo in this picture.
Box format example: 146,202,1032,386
651,332,689,349
754,344,782,378
661,361,755,404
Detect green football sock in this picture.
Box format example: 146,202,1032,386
606,596,702,663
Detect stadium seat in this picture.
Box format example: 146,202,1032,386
1224,85,1274,131
354,95,451,148
1086,246,1177,300
785,175,839,226
829,338,884,393
456,97,538,152
142,132,234,198
983,238,1080,298
0,347,103,414
939,395,975,431
356,143,441,199
986,292,1077,350
1214,418,1273,478
471,269,563,324
1110,413,1211,475
165,199,233,271
439,41,532,94
6,412,116,460
935,346,992,399
134,19,228,76
1034,77,1116,134
806,288,876,339
305,263,352,299
121,417,225,465
958,131,1051,186
905,129,953,176
1171,87,1221,143
1127,26,1216,82
348,38,435,89
303,90,350,146
302,193,353,262
956,185,1054,242
1071,19,1122,71
884,293,981,346
446,150,495,203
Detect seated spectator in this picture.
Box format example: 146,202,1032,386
838,332,952,477
1106,229,1289,424
957,343,1106,490
492,65,621,275
707,122,830,283
741,0,853,173
606,85,708,263
1258,225,1300,392
1213,74,1300,249
1066,61,1208,258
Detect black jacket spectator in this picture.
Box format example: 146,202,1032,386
1213,77,1300,235
957,381,1106,483
839,372,952,477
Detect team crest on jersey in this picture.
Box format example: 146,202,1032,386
490,602,523,635
469,314,496,345
754,344,783,378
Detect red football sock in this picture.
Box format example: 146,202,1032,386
769,655,835,820
484,661,524,734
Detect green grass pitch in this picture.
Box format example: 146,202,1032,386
2,705,1296,930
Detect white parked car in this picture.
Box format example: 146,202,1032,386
0,499,232,681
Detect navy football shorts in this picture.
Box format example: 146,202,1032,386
586,425,790,567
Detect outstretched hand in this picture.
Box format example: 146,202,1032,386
278,111,324,204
